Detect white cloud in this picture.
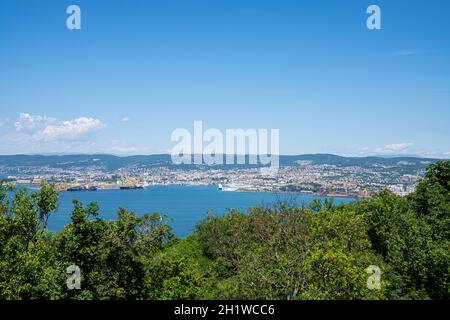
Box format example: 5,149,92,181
14,113,105,141
14,113,54,133
419,151,450,159
0,114,159,155
327,146,450,159
356,142,415,157
41,117,105,140
120,117,130,123
382,142,414,152
102,145,153,155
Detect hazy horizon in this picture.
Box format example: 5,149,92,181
0,152,448,160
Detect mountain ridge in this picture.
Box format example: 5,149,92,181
0,153,443,172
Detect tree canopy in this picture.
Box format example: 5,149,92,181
0,161,449,300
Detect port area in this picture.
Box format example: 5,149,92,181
10,180,369,198
216,184,369,199
18,180,148,192
62,183,145,192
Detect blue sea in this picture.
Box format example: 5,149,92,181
38,186,356,237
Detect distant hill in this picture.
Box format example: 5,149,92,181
279,154,437,169
0,154,441,173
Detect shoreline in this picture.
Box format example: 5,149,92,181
220,188,366,199
12,182,365,199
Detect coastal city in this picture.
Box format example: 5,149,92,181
0,157,425,198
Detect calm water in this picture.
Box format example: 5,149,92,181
39,186,356,237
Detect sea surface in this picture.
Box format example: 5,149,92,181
24,185,357,237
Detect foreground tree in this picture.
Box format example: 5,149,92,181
56,202,173,299
0,182,61,299
195,204,385,299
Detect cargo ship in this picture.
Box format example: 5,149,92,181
119,185,144,190
67,186,84,192
218,184,251,192
67,185,98,192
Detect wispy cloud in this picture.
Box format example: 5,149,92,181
416,151,450,159
356,143,415,157
101,144,153,155
392,50,432,56
355,144,450,159
380,142,414,152
120,117,130,123
0,117,10,128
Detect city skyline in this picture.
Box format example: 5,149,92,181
1,0,450,158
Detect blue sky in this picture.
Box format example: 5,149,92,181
0,0,449,157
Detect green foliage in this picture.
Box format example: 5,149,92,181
0,182,61,299
56,204,173,299
0,161,449,300
353,161,450,299
408,161,450,299
195,205,384,299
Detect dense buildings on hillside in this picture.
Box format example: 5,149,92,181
0,158,424,197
